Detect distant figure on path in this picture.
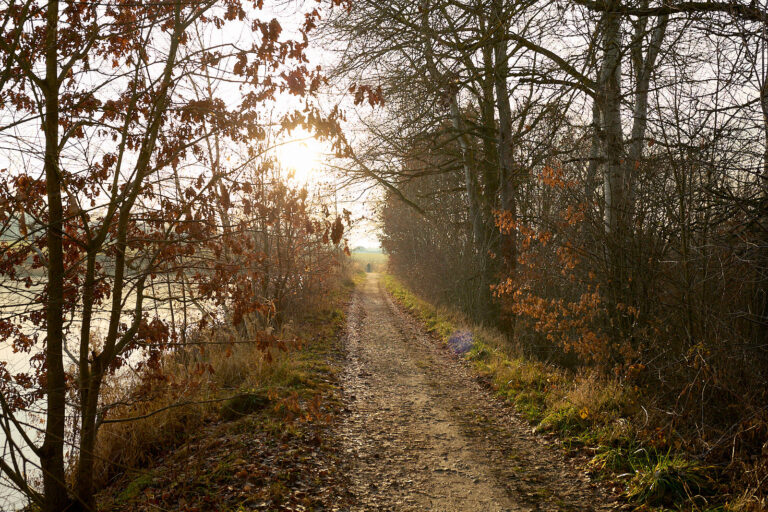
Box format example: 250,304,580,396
366,263,372,273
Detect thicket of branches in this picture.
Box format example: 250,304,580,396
0,1,350,510
324,0,768,494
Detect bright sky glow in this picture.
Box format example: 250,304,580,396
274,130,327,185
271,128,382,249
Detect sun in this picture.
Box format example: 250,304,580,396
274,130,326,184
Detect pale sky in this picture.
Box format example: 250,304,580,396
266,3,383,249
274,127,382,249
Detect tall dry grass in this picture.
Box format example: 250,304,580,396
87,269,353,493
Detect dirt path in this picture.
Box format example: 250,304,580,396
339,273,619,511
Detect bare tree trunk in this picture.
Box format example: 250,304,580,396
586,100,601,204
72,251,99,510
449,97,485,247
493,0,517,273
627,12,668,210
419,0,484,248
479,18,499,215
756,53,768,346
492,0,519,330
597,8,625,239
594,6,631,327
477,35,500,316
40,1,70,510
763,77,768,199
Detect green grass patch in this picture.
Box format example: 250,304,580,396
115,471,155,505
589,443,646,474
383,274,453,340
626,451,714,507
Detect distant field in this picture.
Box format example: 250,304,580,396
351,251,388,273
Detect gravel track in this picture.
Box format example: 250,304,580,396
339,273,619,511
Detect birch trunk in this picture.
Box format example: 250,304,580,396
597,8,625,238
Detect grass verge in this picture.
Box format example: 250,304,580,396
382,273,758,512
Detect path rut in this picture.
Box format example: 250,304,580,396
339,273,619,511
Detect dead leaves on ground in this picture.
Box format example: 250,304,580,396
101,406,352,512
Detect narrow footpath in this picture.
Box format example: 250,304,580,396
339,273,620,511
